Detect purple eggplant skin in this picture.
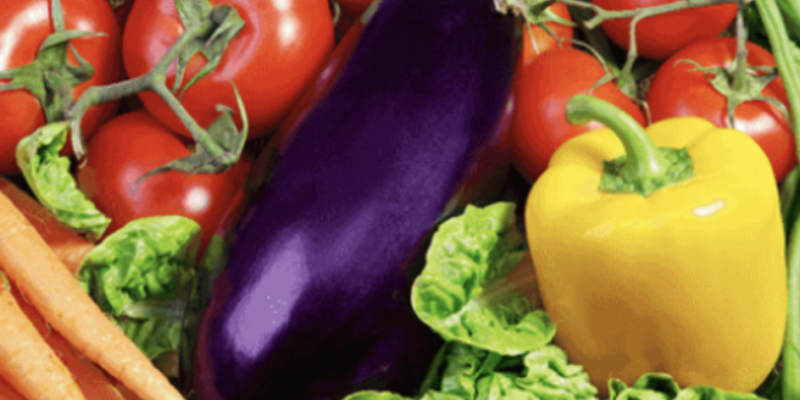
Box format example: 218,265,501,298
193,0,520,398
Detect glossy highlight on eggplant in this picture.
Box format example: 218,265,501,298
193,0,519,398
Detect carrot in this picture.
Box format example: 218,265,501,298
0,375,26,400
0,177,94,272
0,191,184,400
0,273,85,400
13,287,130,400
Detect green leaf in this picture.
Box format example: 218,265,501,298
608,374,765,400
341,392,415,400
15,122,111,241
77,216,201,360
430,343,597,400
411,202,555,356
513,346,598,400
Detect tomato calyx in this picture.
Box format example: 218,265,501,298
0,0,103,124
495,0,576,53
676,5,791,130
677,59,790,128
63,2,248,178
561,0,738,104
172,0,245,100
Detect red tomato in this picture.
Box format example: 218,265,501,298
591,0,737,60
75,110,253,255
511,48,647,181
645,37,796,181
519,4,574,66
0,0,121,175
337,0,373,18
113,0,135,29
123,0,335,141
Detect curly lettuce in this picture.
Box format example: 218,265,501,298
77,216,201,360
16,121,110,241
344,342,596,400
608,374,764,400
411,202,555,356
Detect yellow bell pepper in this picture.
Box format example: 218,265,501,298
524,95,786,395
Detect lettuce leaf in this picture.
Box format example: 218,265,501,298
411,202,555,356
16,121,111,241
343,343,597,400
608,374,764,400
77,216,201,360
342,392,416,400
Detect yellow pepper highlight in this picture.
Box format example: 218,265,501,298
525,96,786,395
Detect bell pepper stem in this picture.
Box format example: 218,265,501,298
565,94,671,184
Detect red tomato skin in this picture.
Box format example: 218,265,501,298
337,0,373,18
591,0,737,60
519,4,574,66
75,110,253,255
123,0,335,140
510,48,647,182
646,38,796,181
0,0,121,175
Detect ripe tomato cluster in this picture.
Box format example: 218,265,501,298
1,0,797,256
0,0,335,253
509,0,796,183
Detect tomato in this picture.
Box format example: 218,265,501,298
113,0,135,29
75,110,253,255
518,3,574,66
510,47,647,181
645,37,796,182
0,0,121,175
591,0,737,60
337,0,373,18
123,0,334,141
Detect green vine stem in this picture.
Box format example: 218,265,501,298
567,5,621,75
732,0,751,92
558,0,740,30
558,0,739,98
66,19,222,160
65,3,247,178
755,0,800,398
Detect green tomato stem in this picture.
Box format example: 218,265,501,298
732,0,751,93
556,0,738,30
755,0,800,398
66,18,224,160
566,95,671,184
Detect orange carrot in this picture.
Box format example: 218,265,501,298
0,376,26,400
0,273,85,400
13,287,130,400
0,191,184,400
0,177,94,272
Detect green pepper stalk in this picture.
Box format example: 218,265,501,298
565,95,694,197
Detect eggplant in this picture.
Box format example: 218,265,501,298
193,0,520,397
